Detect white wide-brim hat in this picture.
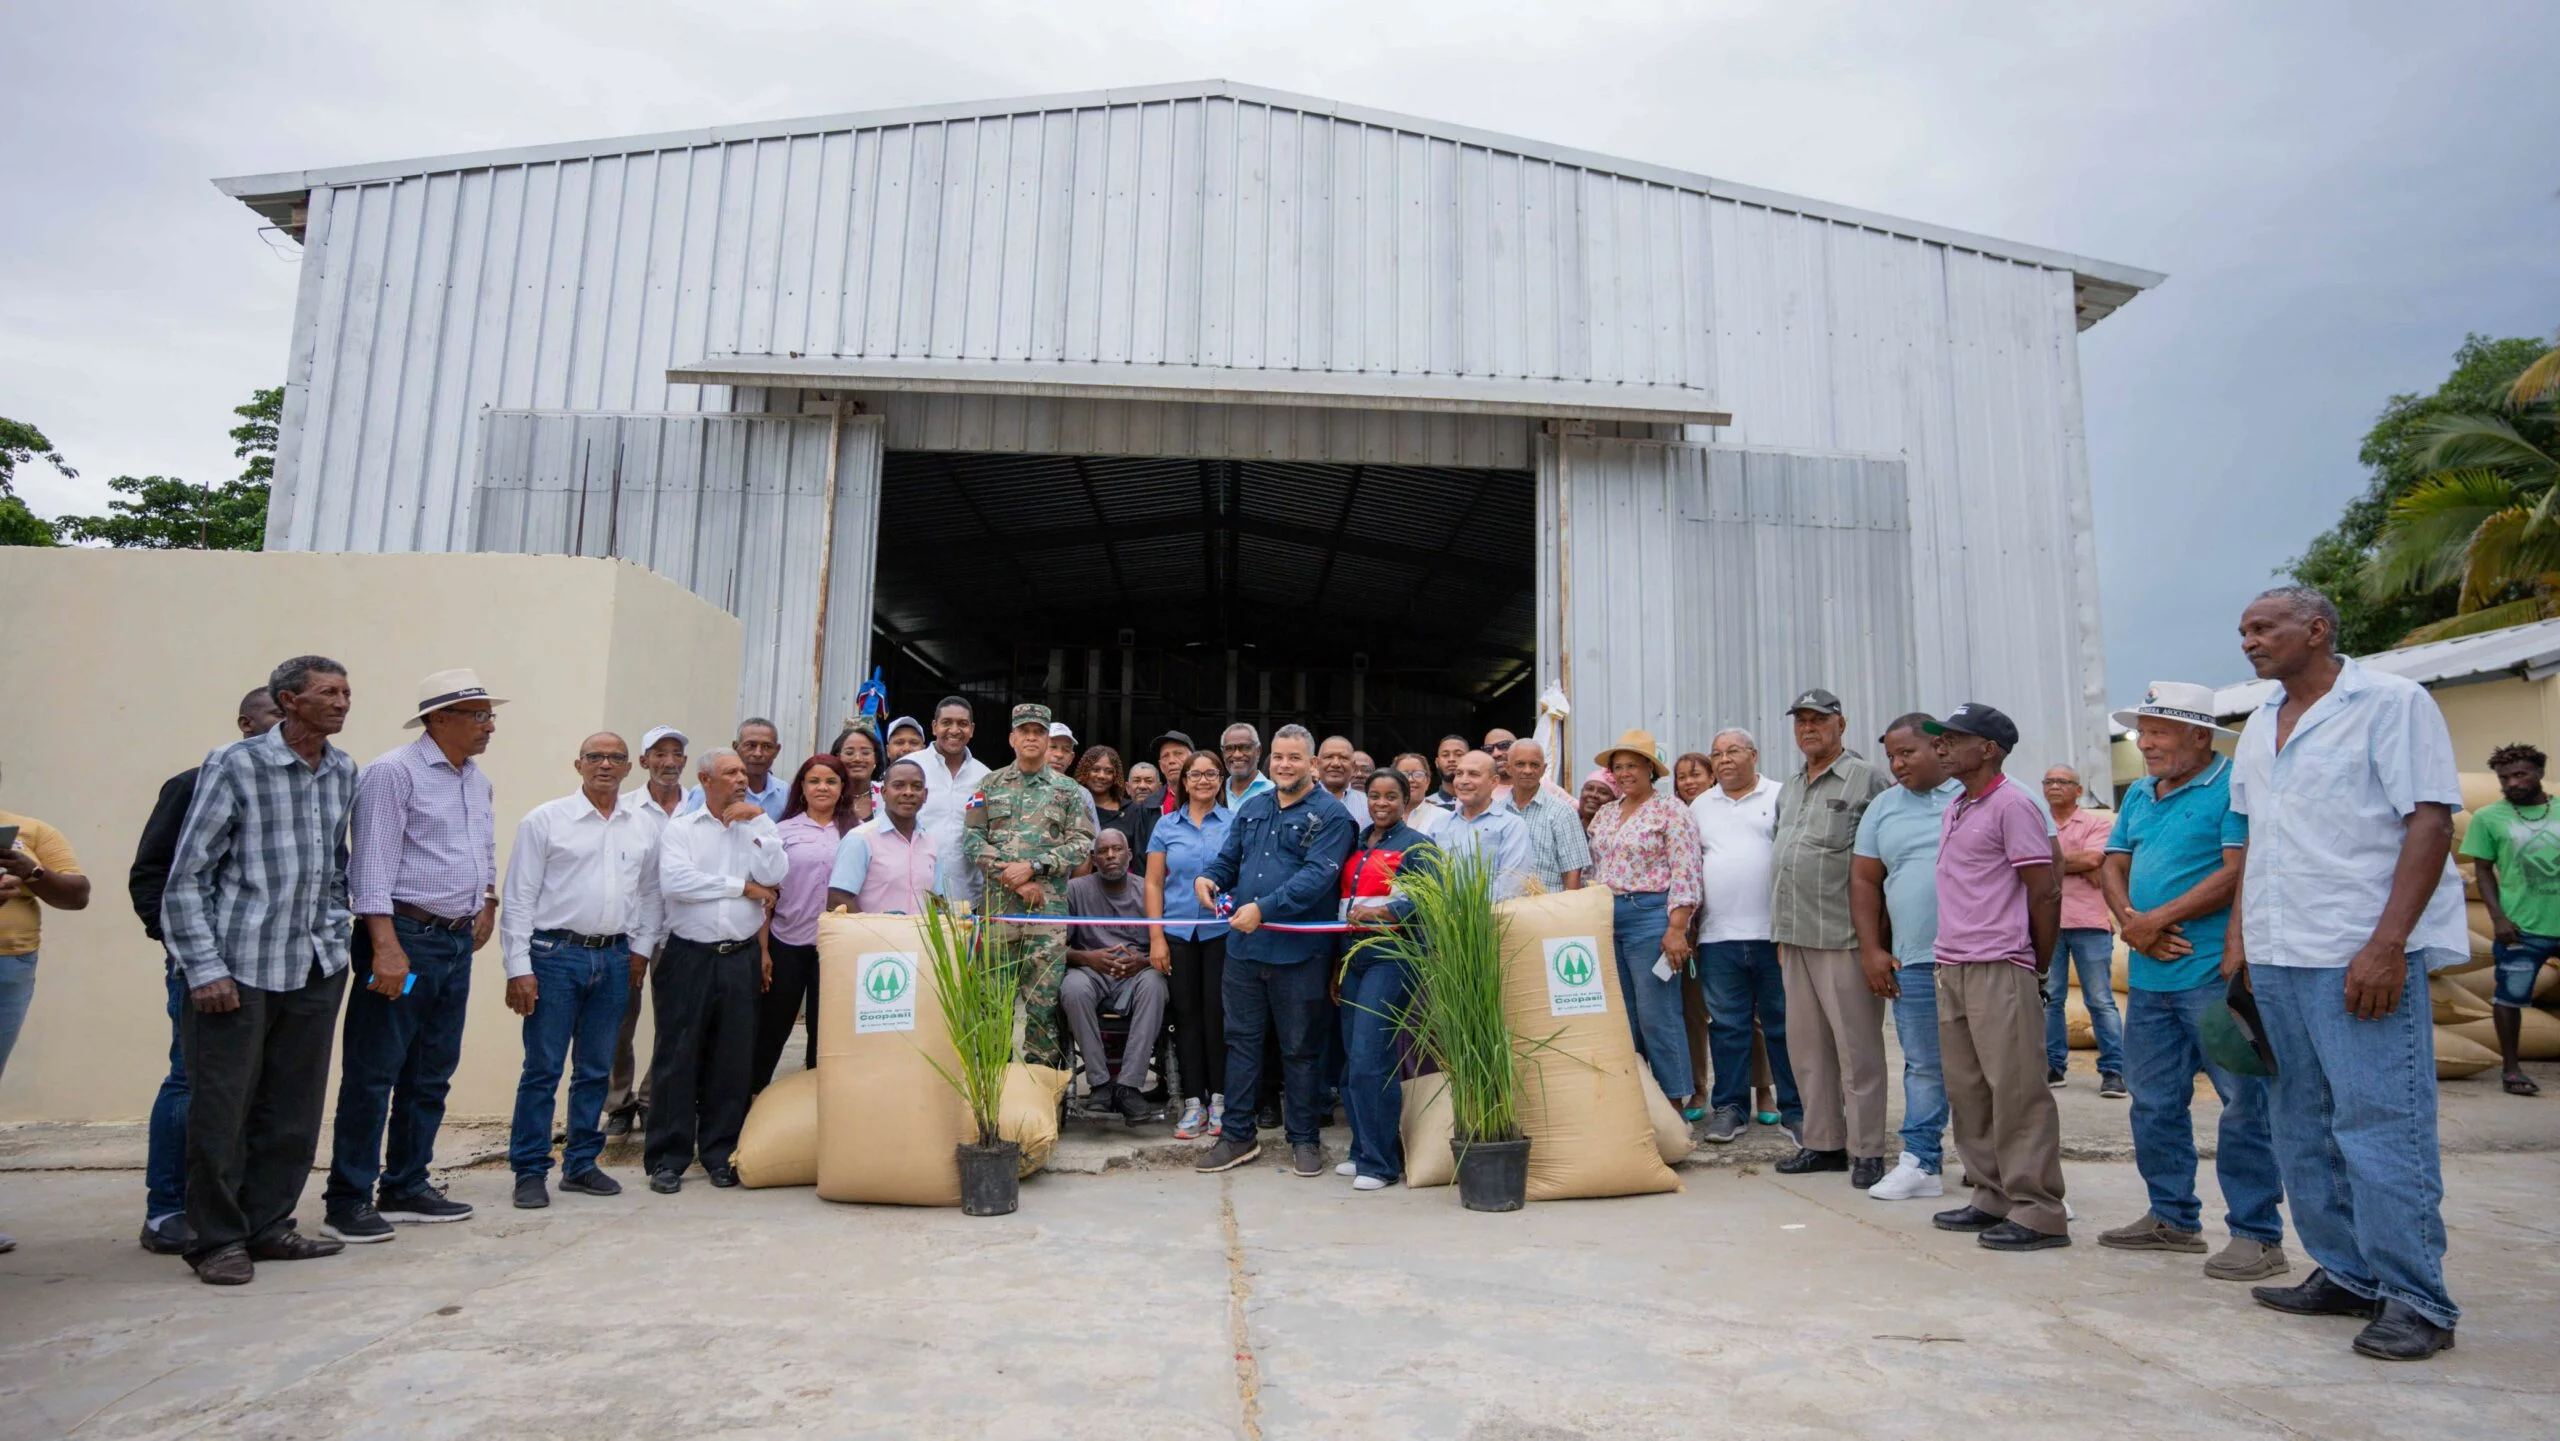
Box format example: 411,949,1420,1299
403,668,510,728
2110,680,2236,737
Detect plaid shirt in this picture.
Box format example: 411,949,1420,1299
161,725,359,992
1495,786,1593,892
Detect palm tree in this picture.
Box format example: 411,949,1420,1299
2363,407,2560,643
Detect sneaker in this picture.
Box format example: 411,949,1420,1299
1702,1105,1748,1144
1174,1100,1209,1140
2100,1071,2128,1099
1776,1117,1804,1148
377,1186,473,1224
1351,1175,1390,1191
140,1214,195,1255
1206,1095,1226,1138
1334,1160,1358,1177
2099,1213,2206,1252
513,1175,550,1210
1867,1154,1944,1201
559,1168,623,1197
2047,1067,2068,1088
321,1203,395,1244
2204,1236,2291,1282
1194,1136,1261,1173
1291,1143,1325,1178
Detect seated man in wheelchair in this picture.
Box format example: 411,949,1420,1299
1061,828,1170,1125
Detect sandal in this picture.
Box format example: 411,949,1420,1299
2504,1069,2541,1097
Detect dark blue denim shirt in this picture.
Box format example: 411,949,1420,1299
1199,784,1357,965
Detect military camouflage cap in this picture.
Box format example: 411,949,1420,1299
1010,701,1054,730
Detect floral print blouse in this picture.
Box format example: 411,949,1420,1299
1587,793,1704,910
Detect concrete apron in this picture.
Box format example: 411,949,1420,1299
5,1143,2558,1439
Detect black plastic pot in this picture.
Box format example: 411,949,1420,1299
957,1140,1022,1216
1455,1136,1531,1212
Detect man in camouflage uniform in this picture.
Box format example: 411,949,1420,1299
961,703,1097,1068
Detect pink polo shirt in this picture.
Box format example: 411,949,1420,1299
1934,777,2056,969
2054,807,2116,932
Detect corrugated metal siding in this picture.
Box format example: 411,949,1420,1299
852,391,1533,468
1539,436,1916,768
472,410,883,755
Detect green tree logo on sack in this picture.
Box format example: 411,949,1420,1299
855,951,919,1034
1544,936,1606,1016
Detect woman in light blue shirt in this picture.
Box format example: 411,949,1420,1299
1147,751,1233,1140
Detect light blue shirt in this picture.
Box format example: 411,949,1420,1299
1222,772,1275,812
1853,778,1962,968
677,771,788,821
1147,802,1234,941
1428,802,1536,902
2229,657,2470,968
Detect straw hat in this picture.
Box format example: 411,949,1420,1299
2110,680,2238,737
1593,728,1669,780
402,668,508,729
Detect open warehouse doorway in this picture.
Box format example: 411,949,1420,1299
867,451,1538,771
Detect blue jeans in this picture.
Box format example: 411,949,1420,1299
1613,892,1693,1103
2491,931,2560,1009
2125,981,2283,1243
1892,961,1947,1171
1220,955,1330,1147
2045,927,2124,1074
509,936,631,1178
2252,959,2458,1330
147,964,193,1219
326,917,475,1208
0,950,34,1078
1339,957,1414,1181
1698,940,1799,1119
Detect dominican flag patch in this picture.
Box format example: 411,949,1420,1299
965,792,987,811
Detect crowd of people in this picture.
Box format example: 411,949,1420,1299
0,585,2501,1360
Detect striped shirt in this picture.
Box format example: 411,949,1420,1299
348,733,497,920
160,726,360,992
1495,786,1593,892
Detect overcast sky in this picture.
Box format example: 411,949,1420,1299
5,0,2555,702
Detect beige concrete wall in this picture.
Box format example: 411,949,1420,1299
0,551,740,1123
2431,675,2560,773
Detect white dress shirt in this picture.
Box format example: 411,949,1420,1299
910,746,992,898
1690,775,1782,943
499,790,668,979
2230,656,2469,967
658,807,791,944
1407,798,1452,838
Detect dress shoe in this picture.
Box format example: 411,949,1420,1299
706,1164,741,1188
248,1230,345,1262
603,1109,633,1138
513,1175,550,1209
1774,1147,1848,1175
559,1168,623,1197
1114,1085,1151,1127
649,1170,684,1194
140,1214,195,1256
1849,1155,1890,1189
1978,1219,2070,1252
1932,1204,2004,1232
191,1242,255,1285
2252,1267,2381,1319
2351,1302,2456,1361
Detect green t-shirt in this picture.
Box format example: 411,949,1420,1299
2459,799,2560,937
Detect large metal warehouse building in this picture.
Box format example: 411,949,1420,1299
215,79,2159,779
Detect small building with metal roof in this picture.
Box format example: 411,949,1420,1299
214,78,2160,776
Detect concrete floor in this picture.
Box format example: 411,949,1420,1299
5,1122,2559,1440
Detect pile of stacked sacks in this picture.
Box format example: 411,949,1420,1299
2436,772,2560,1078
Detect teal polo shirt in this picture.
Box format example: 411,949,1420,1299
1852,777,1962,967
2105,755,2248,991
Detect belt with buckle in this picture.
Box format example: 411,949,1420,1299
535,928,629,951
393,902,475,933
679,936,756,956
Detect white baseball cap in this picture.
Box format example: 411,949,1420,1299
639,725,689,753
1048,721,1077,742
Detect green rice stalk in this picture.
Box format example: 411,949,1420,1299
915,893,1022,1146
1348,847,1522,1145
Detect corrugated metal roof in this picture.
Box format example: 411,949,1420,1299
2211,617,2560,719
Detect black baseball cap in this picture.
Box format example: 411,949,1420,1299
1149,729,1196,758
1787,688,1843,718
1924,703,2020,752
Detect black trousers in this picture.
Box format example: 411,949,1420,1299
751,938,821,1093
645,936,758,1177
1165,933,1227,1102
182,963,348,1260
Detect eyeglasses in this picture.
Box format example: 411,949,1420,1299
1221,743,1258,754
441,709,497,726
581,752,630,764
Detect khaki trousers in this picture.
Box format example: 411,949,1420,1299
1937,961,2067,1234
1778,945,1889,1156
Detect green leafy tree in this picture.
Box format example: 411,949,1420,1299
2363,413,2560,643
0,416,75,546
2282,334,2556,653
51,386,276,551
